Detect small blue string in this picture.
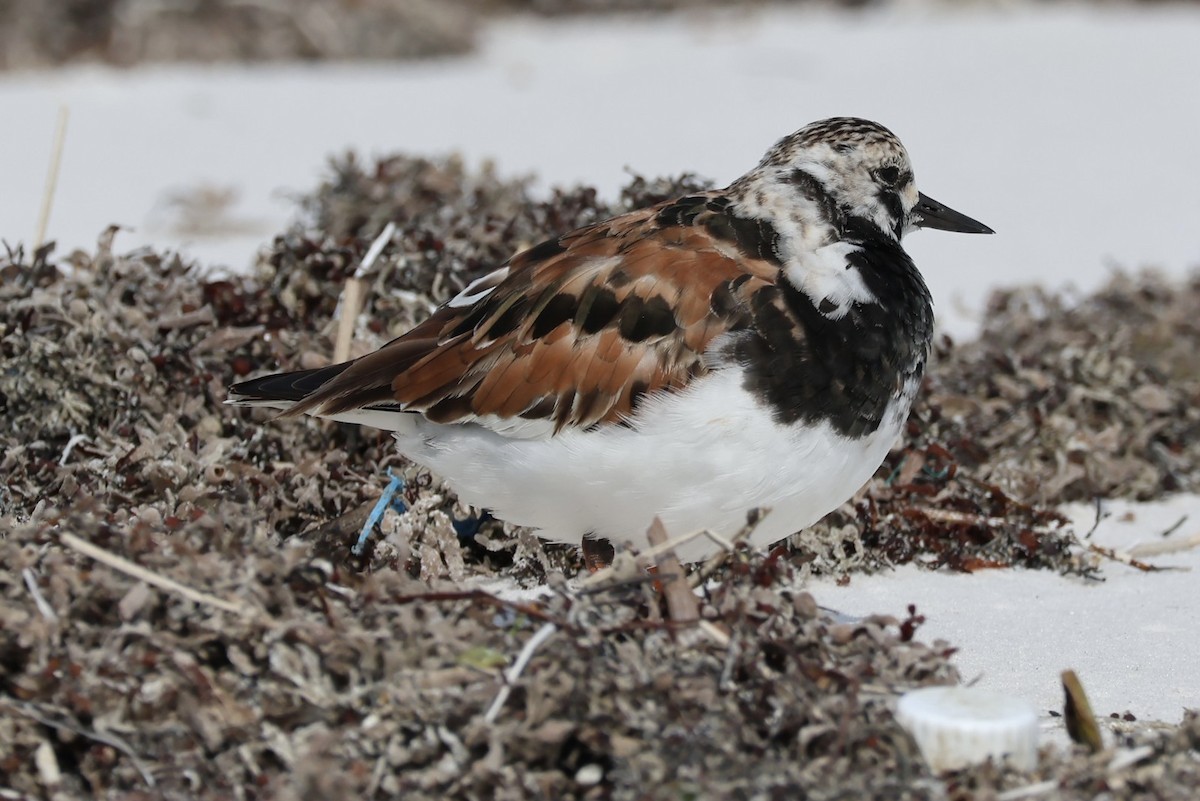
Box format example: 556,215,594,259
353,467,407,556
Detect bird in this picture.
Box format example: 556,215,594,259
228,117,993,563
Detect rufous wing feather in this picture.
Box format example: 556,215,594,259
287,193,781,436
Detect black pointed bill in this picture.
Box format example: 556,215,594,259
913,192,994,234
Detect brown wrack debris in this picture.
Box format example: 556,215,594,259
0,0,879,72
2,156,1199,798
0,0,479,70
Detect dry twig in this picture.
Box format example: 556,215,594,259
483,622,558,724
22,567,58,623
32,106,68,253
645,516,699,625
333,221,395,363
58,532,258,619
1,698,156,788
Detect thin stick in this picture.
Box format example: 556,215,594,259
995,781,1060,801
1107,745,1155,773
2,698,155,788
697,620,731,647
645,517,699,625
1070,534,1173,573
689,509,766,588
631,528,706,562
333,221,395,363
355,221,396,280
579,523,736,591
58,433,88,466
59,532,255,619
22,568,58,623
1157,514,1188,539
33,106,69,254
580,536,692,590
484,622,557,723
912,506,1024,530
1128,532,1200,559
333,279,365,364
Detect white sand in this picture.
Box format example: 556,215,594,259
812,495,1200,733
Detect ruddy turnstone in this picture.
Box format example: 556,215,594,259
229,117,992,562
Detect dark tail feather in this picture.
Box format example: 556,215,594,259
227,362,353,406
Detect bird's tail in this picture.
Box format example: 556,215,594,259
227,362,419,435
225,362,354,411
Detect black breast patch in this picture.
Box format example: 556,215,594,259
730,228,933,438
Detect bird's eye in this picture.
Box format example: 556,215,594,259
875,166,901,186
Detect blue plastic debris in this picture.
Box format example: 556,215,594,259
352,468,407,556
451,509,495,542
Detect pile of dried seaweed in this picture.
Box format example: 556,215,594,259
479,0,832,15
0,0,476,70
3,154,1199,798
0,528,962,799
918,276,1200,504
0,0,866,71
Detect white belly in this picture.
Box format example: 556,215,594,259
393,369,909,562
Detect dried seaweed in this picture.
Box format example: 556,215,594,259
0,0,862,71
920,277,1200,504
2,510,962,800
0,0,476,70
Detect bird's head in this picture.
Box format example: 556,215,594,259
750,116,993,241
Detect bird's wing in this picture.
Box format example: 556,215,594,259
286,192,783,437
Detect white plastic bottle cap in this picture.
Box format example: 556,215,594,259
896,686,1039,773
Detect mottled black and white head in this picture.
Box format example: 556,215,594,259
734,117,992,242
